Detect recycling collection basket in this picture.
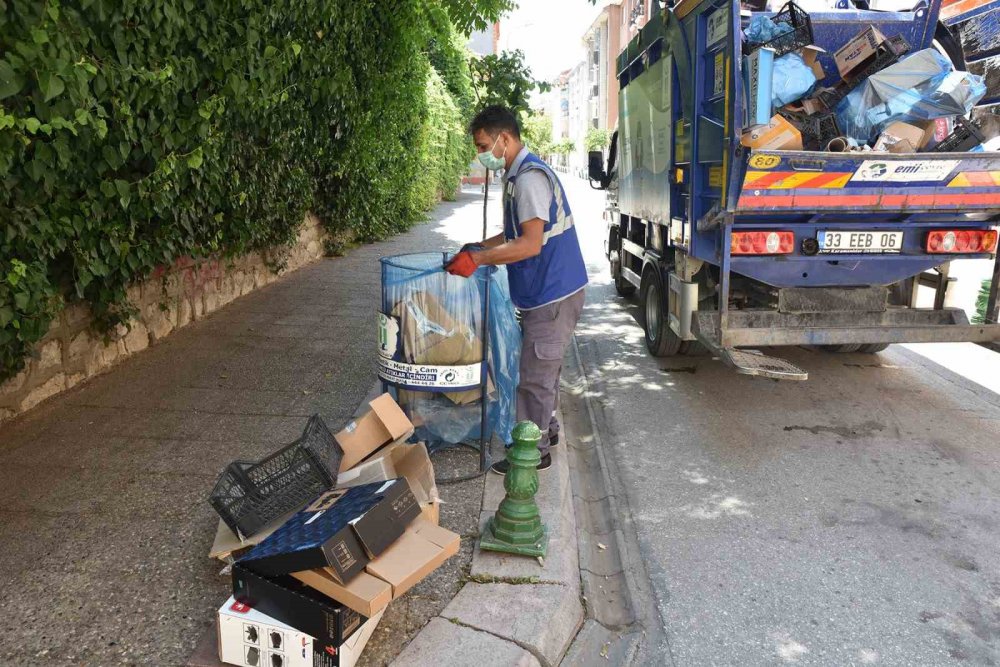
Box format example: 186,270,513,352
378,252,519,479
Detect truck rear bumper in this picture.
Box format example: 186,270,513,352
693,308,1000,347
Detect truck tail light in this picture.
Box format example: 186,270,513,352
926,229,998,254
731,231,795,255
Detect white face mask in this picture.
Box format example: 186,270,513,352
477,135,506,171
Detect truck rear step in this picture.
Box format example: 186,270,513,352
722,349,809,381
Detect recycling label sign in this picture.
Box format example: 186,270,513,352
376,312,482,391
377,358,482,391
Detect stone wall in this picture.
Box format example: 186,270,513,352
0,214,328,424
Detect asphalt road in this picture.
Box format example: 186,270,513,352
561,173,1000,666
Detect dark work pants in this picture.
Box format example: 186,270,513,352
517,290,586,456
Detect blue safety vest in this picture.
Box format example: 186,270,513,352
502,152,589,310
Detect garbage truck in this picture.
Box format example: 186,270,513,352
589,0,1000,380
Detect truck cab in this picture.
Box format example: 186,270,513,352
591,0,1000,379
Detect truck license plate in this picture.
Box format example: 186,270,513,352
817,230,903,254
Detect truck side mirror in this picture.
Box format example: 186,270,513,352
588,151,606,185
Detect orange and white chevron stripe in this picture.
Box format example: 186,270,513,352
742,171,853,189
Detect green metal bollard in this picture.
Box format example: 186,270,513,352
479,420,549,559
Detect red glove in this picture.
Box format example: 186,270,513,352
445,250,479,278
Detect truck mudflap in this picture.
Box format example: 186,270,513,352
692,307,1000,348
735,151,1000,213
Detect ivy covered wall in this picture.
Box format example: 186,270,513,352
0,1,481,382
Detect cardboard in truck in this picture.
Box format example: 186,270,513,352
745,46,775,127
335,394,413,472
834,26,888,79
874,120,935,153
800,45,826,81
741,114,803,151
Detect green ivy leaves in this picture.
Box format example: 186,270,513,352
0,0,497,383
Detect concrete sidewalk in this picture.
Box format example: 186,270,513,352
0,188,496,666
391,416,585,667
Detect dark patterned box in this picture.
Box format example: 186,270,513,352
239,478,420,582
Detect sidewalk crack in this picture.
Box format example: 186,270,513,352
443,616,552,667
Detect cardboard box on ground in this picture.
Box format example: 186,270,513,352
392,290,495,405
291,519,460,617
218,595,383,667
210,433,440,562
209,394,460,667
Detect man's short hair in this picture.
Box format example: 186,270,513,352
468,105,521,139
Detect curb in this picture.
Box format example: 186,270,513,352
391,422,584,667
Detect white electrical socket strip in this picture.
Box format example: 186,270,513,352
217,596,383,667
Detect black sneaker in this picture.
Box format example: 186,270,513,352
490,454,552,476
549,433,560,448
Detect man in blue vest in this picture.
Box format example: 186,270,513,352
446,105,589,475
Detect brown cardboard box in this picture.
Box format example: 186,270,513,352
392,291,459,361
784,96,826,116
337,441,442,526
209,510,298,561
365,519,461,598
800,45,826,81
338,441,440,504
834,26,888,79
291,569,393,618
420,500,440,526
336,394,414,472
874,121,935,153
392,291,491,406
741,114,803,151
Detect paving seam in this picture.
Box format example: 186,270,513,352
441,614,552,667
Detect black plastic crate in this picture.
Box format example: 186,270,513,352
933,117,986,152
209,414,343,539
743,2,813,57
780,110,841,151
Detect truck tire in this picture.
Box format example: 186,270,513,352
609,230,636,297
815,344,862,353
615,272,636,297
857,343,890,354
641,268,683,357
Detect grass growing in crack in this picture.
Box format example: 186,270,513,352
461,574,564,586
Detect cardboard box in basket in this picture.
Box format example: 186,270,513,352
217,594,383,667
393,290,493,405
291,519,460,617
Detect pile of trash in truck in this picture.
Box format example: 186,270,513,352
741,1,998,153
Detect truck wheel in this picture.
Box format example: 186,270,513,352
609,231,636,297
815,344,862,353
857,343,890,354
641,269,683,357
614,272,636,297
